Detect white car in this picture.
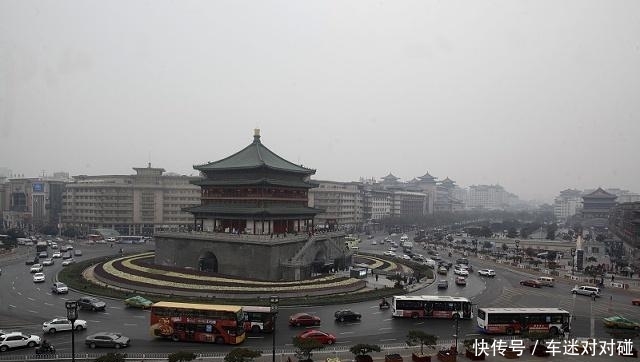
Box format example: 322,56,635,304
0,331,41,352
402,254,412,260
62,258,75,266
42,318,88,334
478,269,496,277
372,241,377,245
30,264,43,273
51,243,59,249
42,258,54,266
33,273,46,283
383,251,396,257
454,268,469,276
52,252,62,258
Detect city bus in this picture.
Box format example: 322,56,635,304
242,306,275,333
149,302,246,344
391,295,473,319
118,236,145,244
476,308,571,336
344,235,360,250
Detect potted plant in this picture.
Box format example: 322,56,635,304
524,331,551,357
350,344,382,362
406,330,438,362
224,348,262,362
293,337,325,362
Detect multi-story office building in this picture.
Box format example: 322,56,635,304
390,190,427,217
308,180,364,230
609,201,640,248
468,184,508,210
434,177,464,213
2,178,66,232
61,164,200,236
363,188,392,221
553,189,583,223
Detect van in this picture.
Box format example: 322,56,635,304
537,276,555,287
571,285,601,297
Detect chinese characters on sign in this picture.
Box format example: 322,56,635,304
472,338,635,357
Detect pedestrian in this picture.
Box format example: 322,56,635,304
611,275,615,282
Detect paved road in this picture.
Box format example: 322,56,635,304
0,233,636,357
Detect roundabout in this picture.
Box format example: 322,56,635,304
60,250,426,303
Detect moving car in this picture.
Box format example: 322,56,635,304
478,269,496,277
74,250,83,257
85,332,130,349
33,273,46,283
437,280,448,289
520,279,542,288
77,296,107,311
30,264,43,273
51,282,69,294
603,316,640,330
383,250,396,257
296,330,336,345
0,332,41,352
571,285,601,297
42,318,88,334
334,310,362,322
123,295,153,309
52,252,62,258
62,252,72,259
453,267,469,276
62,258,75,266
455,276,467,286
632,299,640,306
437,266,448,275
42,258,54,266
289,312,321,327
25,256,39,265
402,254,412,260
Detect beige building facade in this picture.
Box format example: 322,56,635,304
61,165,200,236
308,180,364,230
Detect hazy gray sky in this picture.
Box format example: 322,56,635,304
1,1,639,202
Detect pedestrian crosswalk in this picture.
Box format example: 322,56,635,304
486,287,638,317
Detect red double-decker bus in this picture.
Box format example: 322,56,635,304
150,302,246,344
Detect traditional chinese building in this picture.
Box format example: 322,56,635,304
154,130,349,281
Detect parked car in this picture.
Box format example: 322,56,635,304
42,258,54,266
30,264,43,273
296,329,336,345
123,296,153,309
603,316,640,330
437,280,449,289
42,318,87,334
0,332,41,352
334,310,361,322
478,269,496,277
51,282,69,294
571,285,601,297
85,332,130,349
77,296,107,311
520,279,542,288
289,312,321,327
33,273,46,283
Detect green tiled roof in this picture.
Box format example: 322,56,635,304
194,134,315,174
192,178,316,188
185,204,322,216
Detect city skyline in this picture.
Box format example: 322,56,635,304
2,1,639,202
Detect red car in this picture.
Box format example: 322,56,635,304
632,299,640,306
289,313,321,327
297,329,336,345
520,279,541,288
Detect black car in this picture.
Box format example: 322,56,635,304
85,332,130,349
77,296,107,311
25,256,39,265
334,310,362,322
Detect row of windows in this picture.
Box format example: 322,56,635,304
486,313,568,325
153,308,241,321
396,300,470,311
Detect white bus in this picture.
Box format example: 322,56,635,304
477,308,570,336
391,295,473,319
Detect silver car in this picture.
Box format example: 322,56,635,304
85,332,130,349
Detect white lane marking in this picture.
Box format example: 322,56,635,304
108,306,122,310
247,336,264,339
340,331,355,335
88,320,102,323
29,310,38,313
379,327,392,331
133,315,146,319
44,303,53,306
380,338,397,342
124,323,137,327
8,305,16,308
413,322,424,325
372,311,382,315
16,292,22,296
383,318,392,322
369,306,379,309
27,297,36,301
336,341,350,344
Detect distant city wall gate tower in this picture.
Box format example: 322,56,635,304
154,129,351,281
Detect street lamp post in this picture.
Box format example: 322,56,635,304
515,240,520,263
270,296,279,362
570,248,576,276
65,301,78,362
453,316,460,355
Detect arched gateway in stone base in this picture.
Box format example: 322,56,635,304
154,231,350,281
153,129,352,281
